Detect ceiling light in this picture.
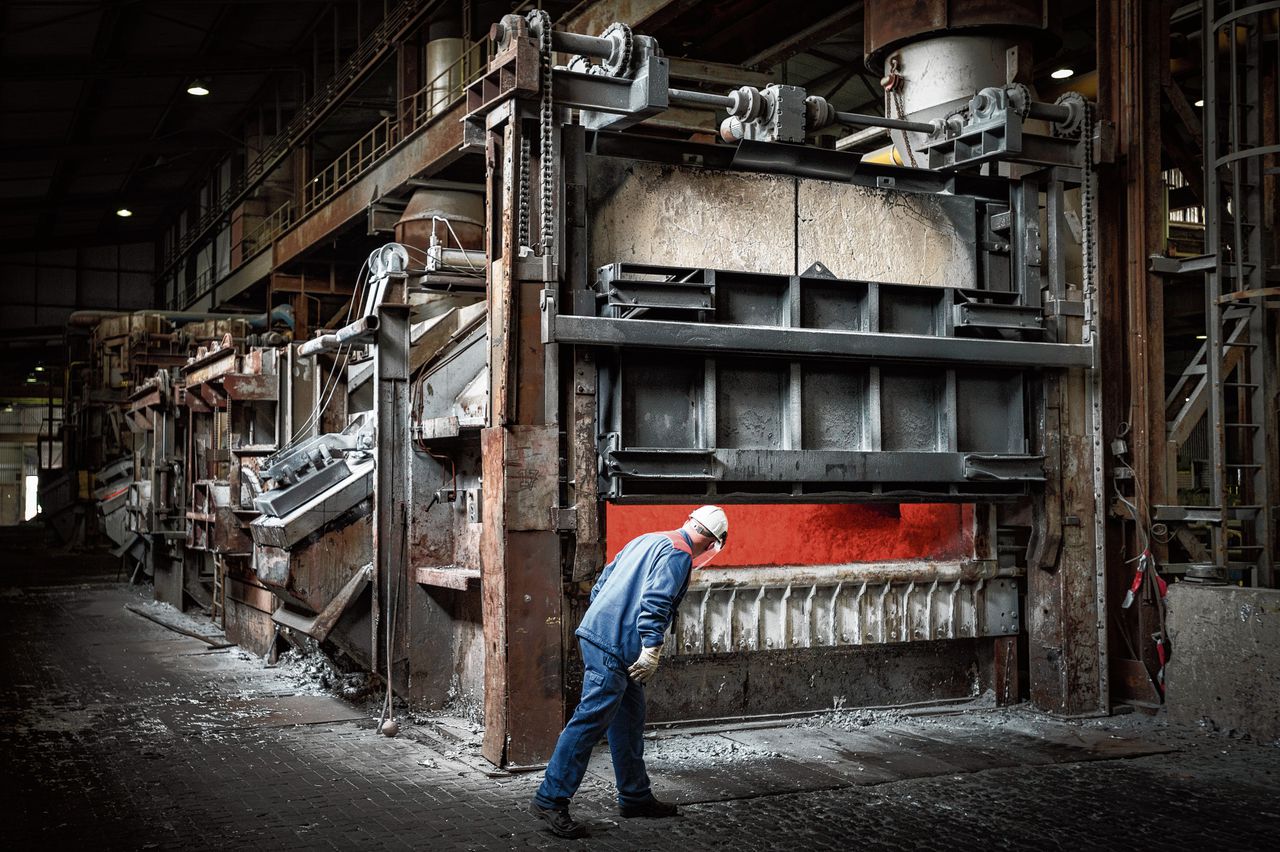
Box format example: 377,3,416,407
1196,334,1207,340
1194,99,1205,107
116,208,132,217
1051,68,1074,80
187,79,210,96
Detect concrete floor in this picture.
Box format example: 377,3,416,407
3,550,1280,851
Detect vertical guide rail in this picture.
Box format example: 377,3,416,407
1204,1,1277,584
372,281,410,676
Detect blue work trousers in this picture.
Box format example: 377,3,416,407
533,638,652,809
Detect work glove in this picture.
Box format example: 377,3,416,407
627,645,662,684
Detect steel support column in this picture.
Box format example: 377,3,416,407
1095,0,1169,705
480,113,565,768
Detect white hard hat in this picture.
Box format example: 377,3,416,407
688,505,728,545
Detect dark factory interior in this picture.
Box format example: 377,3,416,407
1,1,1277,848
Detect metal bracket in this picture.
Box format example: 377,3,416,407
1046,299,1085,318
923,87,1085,172
540,288,557,344
801,261,836,279
558,55,671,132
552,506,577,531
516,253,557,282
953,302,1044,332
963,453,1045,481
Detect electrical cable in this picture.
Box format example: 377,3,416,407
285,247,377,445
431,216,480,270
1112,419,1171,695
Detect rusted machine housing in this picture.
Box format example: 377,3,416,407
86,312,297,653
181,336,286,655
123,369,187,603
394,11,1106,769
863,0,1057,74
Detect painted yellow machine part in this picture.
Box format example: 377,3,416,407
862,144,904,166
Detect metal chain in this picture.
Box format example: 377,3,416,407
1080,102,1095,328
892,89,918,167
884,58,918,168
529,8,555,257
518,135,531,249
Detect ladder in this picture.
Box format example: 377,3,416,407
1203,1,1278,585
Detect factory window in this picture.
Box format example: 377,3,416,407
24,474,39,520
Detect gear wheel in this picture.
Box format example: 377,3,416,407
1053,92,1087,138
1008,82,1033,120
524,9,547,41
600,22,634,78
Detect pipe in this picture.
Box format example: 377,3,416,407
68,310,125,328
1025,100,1072,124
297,315,380,357
553,30,614,59
672,85,933,135
668,88,734,110
67,305,293,332
428,246,486,271
833,109,935,134
261,303,296,332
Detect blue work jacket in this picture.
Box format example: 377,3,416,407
575,530,694,666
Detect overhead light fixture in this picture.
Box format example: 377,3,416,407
1196,334,1208,340
116,208,133,217
1194,99,1205,107
1051,68,1074,80
187,78,210,96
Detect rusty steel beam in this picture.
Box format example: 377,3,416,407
1094,0,1169,707
274,101,474,268
563,0,693,37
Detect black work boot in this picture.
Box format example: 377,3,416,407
619,796,679,818
530,802,589,838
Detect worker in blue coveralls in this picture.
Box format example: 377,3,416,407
530,505,730,839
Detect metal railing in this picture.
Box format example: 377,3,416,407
299,40,488,220
179,267,216,309
238,200,294,261
402,39,489,134
171,200,293,306
158,0,432,278
171,36,490,309
301,119,402,218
